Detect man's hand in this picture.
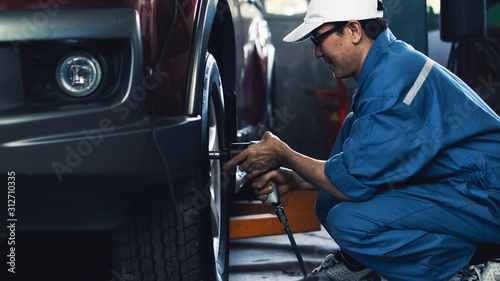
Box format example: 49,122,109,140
223,131,289,180
224,131,352,201
252,168,298,201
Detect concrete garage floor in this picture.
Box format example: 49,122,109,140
229,227,465,281
229,226,393,281
229,226,338,281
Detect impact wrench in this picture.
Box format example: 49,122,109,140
209,142,308,277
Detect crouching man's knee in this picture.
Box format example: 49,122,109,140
326,202,380,249
315,191,342,228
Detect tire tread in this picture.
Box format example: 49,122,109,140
113,177,209,281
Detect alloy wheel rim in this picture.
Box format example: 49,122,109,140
208,96,223,279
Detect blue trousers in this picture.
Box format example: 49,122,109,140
315,183,500,281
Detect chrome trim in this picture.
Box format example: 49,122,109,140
186,0,218,116
266,46,276,88
265,44,276,127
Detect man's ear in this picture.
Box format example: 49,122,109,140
347,20,363,44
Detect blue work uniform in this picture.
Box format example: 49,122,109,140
316,28,500,281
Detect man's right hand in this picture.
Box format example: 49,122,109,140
252,168,308,201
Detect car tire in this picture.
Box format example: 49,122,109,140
111,53,232,281
201,53,232,281
112,179,211,281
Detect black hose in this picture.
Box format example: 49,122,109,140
149,0,180,280
275,204,308,277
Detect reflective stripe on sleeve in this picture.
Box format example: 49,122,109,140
403,58,435,105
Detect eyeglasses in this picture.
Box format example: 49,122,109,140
310,24,344,47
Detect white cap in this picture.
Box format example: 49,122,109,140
283,0,384,43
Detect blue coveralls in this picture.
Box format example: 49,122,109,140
317,29,500,281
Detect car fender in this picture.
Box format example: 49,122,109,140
186,0,218,116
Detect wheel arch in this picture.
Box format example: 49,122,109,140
207,0,237,93
207,0,237,145
185,0,236,118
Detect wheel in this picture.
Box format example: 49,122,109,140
111,53,232,281
202,53,232,281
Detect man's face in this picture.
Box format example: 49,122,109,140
312,23,360,79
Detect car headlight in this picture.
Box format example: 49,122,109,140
55,52,102,97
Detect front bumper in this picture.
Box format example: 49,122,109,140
0,9,201,230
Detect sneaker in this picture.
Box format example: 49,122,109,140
457,264,486,280
482,261,500,280
456,260,500,281
301,251,381,281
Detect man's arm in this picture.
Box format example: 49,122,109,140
224,132,353,201
280,148,353,201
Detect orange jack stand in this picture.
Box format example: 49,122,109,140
229,190,320,239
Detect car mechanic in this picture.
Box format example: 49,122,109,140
223,0,500,280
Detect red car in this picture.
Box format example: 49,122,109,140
0,0,275,280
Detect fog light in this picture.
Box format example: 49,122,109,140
56,52,102,97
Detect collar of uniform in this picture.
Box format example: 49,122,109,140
353,28,396,102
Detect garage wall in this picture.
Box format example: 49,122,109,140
266,0,428,160
385,0,428,54
267,15,348,159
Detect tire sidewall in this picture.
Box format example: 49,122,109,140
200,53,231,281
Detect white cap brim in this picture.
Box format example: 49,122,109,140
283,0,384,43
283,21,323,43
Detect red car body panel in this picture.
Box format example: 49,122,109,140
0,0,274,231
0,0,272,124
